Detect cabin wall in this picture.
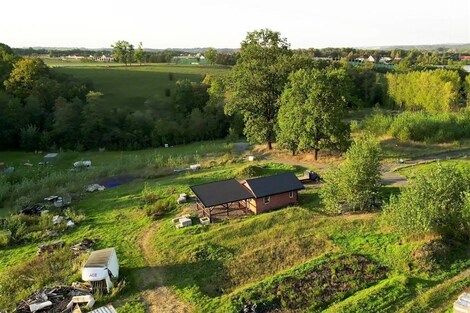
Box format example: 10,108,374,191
247,191,298,214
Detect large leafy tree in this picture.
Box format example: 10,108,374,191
226,29,292,149
320,134,382,213
277,68,350,159
134,42,144,65
205,48,217,64
52,97,83,149
0,43,17,84
111,40,135,65
4,58,49,99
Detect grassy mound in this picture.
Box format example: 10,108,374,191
231,254,387,312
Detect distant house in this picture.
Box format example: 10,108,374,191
98,55,114,62
313,57,333,61
379,57,392,64
242,172,304,214
354,56,366,63
460,55,470,61
366,56,376,63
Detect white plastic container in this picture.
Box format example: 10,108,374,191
82,248,119,292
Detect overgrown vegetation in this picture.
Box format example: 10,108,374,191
321,134,382,213
383,163,470,238
0,248,86,310
230,254,387,312
0,141,232,212
359,111,470,143
386,69,462,112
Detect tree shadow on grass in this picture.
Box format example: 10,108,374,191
127,259,230,298
298,189,324,213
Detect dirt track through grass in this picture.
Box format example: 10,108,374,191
137,224,192,313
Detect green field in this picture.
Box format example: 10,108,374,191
2,142,470,312
46,59,231,110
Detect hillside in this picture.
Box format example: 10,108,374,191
2,141,470,312
46,60,231,110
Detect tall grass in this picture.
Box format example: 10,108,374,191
0,141,233,212
360,111,470,143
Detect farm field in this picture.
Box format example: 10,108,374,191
46,59,231,110
2,141,470,312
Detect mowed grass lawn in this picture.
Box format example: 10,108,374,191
47,60,231,110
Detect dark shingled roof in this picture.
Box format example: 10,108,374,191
244,172,304,198
190,179,254,207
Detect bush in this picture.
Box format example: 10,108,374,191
144,199,175,218
0,230,11,247
141,183,159,205
383,163,470,238
63,208,86,223
320,134,382,213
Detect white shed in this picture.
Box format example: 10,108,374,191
82,248,119,293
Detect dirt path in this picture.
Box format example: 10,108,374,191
137,225,192,313
267,148,470,188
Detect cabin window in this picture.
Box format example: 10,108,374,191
263,196,270,204
289,191,294,198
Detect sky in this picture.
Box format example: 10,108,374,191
1,0,469,49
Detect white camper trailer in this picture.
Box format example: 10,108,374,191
82,248,119,293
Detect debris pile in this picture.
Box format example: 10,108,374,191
20,204,46,215
37,240,65,256
239,303,257,313
85,184,105,192
71,239,95,256
173,215,192,229
177,193,187,204
73,161,92,169
14,286,92,313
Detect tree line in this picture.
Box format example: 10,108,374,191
0,43,239,151
226,29,470,158
385,69,462,112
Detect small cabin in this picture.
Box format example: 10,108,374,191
242,172,304,214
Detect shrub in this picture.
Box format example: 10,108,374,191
144,199,175,218
0,230,11,247
320,134,382,213
234,164,263,178
63,208,86,223
383,163,470,238
141,183,159,205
